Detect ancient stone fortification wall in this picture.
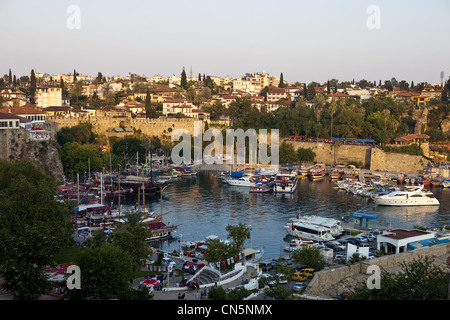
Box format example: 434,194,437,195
48,116,200,137
305,242,450,297
285,140,371,167
369,147,430,174
285,140,430,174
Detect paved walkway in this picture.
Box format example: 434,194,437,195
134,265,259,300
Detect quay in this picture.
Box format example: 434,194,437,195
134,219,393,300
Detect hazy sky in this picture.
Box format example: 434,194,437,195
1,0,449,84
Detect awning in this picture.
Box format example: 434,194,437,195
147,222,166,229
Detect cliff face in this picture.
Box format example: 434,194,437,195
0,124,64,183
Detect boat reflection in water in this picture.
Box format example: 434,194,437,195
374,205,440,228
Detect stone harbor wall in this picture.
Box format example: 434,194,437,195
286,140,431,174
286,140,371,167
369,147,430,174
49,116,200,138
305,242,450,298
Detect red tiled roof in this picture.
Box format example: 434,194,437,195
328,93,348,97
381,229,429,240
0,104,44,114
397,92,420,97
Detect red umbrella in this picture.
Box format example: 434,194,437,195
141,278,160,287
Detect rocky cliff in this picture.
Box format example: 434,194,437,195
0,123,64,183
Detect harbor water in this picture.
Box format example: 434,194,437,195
114,172,450,260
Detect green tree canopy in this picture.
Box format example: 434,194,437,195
0,226,58,300
73,245,133,299
353,257,449,300
0,160,73,261
292,246,326,270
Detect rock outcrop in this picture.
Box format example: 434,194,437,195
0,122,64,183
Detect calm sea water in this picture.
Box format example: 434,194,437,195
115,172,450,260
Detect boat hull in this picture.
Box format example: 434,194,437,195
374,199,440,206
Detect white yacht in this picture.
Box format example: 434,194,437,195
285,221,335,242
274,171,298,193
287,215,345,237
373,185,440,206
224,173,258,187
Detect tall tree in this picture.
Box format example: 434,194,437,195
74,245,133,299
29,69,36,104
8,69,12,85
96,72,103,84
1,226,58,300
278,72,285,88
180,67,187,89
73,69,77,82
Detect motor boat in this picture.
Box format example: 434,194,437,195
373,185,440,206
273,171,298,193
285,220,335,242
249,182,272,193
308,163,326,180
287,215,345,237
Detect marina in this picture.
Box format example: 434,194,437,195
66,167,450,261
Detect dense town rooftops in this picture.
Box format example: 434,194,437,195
0,104,45,114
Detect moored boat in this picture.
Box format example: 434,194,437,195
274,171,298,193
308,163,326,180
285,220,335,242
373,185,440,206
299,163,314,177
287,214,345,237
249,182,272,193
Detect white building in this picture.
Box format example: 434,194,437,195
35,87,62,108
376,228,436,254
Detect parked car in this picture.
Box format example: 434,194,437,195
355,236,369,243
260,261,273,271
270,258,279,267
291,268,315,281
293,264,310,271
325,243,343,251
182,261,205,274
334,253,347,264
162,257,176,266
363,233,376,241
292,282,305,292
280,256,292,265
269,273,288,285
329,241,346,251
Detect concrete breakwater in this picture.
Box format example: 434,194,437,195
286,140,433,175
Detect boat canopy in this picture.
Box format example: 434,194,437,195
147,222,167,229
230,172,245,178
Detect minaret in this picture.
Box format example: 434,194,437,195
190,67,193,80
